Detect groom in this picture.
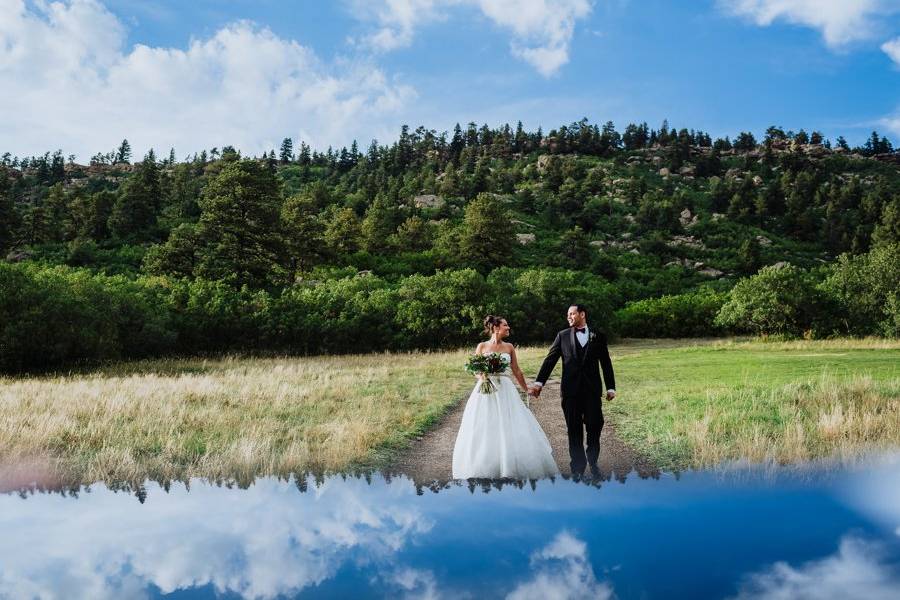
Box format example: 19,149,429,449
529,305,616,477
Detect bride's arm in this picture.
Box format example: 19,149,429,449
508,346,529,393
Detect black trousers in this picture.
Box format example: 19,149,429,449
561,390,604,474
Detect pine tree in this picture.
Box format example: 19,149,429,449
558,226,591,261
142,223,199,278
279,138,294,163
733,132,757,152
282,194,325,273
737,237,762,275
323,207,362,256
459,192,515,270
394,216,433,251
0,174,16,252
873,198,900,246
115,139,132,164
195,159,285,287
43,183,68,242
109,150,161,240
361,192,400,252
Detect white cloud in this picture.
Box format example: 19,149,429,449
731,536,900,600
877,38,900,136
0,0,416,160
0,476,432,599
477,0,592,77
386,566,441,599
350,0,592,76
352,0,451,51
883,36,900,65
718,0,900,48
506,531,615,600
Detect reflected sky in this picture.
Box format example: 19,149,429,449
1,458,899,599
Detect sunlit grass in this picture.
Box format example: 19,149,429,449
0,352,474,485
584,338,900,471
1,338,898,484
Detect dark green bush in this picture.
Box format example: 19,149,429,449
820,243,900,336
0,263,175,371
615,289,728,337
714,264,823,336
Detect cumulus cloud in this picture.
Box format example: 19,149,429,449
0,476,432,599
731,536,900,600
717,0,900,47
351,0,451,51
506,531,615,600
385,566,441,599
0,0,416,160
351,0,592,76
883,36,900,65
477,0,592,77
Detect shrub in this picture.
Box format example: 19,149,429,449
820,243,900,336
0,264,175,371
615,289,728,337
715,264,822,336
488,268,619,343
395,269,490,347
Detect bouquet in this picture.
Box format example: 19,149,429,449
465,352,510,394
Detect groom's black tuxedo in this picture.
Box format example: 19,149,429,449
536,327,615,474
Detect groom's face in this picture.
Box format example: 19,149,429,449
567,306,586,328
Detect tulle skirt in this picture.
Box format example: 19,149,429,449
452,375,559,479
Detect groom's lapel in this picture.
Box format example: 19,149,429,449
568,327,576,359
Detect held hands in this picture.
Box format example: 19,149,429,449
527,384,542,398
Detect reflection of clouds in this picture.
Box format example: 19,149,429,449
843,453,900,535
732,537,900,600
0,476,431,599
384,566,441,600
506,531,614,600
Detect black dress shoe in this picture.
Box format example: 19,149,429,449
589,463,601,478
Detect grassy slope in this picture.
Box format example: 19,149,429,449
1,339,898,485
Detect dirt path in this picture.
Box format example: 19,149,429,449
391,380,659,485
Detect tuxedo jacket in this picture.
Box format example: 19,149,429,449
536,327,615,400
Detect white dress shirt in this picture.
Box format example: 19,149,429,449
534,324,615,394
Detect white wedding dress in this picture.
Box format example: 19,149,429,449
452,352,559,479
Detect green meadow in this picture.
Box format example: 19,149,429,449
1,338,897,485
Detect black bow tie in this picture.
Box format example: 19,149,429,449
575,327,586,334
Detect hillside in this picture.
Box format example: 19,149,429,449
1,120,899,371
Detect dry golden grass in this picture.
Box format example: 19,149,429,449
0,352,474,485
671,373,900,467
1,338,898,485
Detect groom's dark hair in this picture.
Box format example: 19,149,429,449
571,304,587,314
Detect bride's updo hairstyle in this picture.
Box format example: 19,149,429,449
483,314,505,336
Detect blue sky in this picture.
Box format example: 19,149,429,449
3,0,900,160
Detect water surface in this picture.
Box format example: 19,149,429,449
1,458,899,599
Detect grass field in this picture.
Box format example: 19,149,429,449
1,339,898,484
0,351,476,485
558,338,900,471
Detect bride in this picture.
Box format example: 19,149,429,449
452,315,559,479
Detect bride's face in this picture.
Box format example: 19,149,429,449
495,319,510,339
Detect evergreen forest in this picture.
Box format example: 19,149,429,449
2,119,899,372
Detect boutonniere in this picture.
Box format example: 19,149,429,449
588,331,598,343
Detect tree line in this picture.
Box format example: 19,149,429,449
1,118,899,371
